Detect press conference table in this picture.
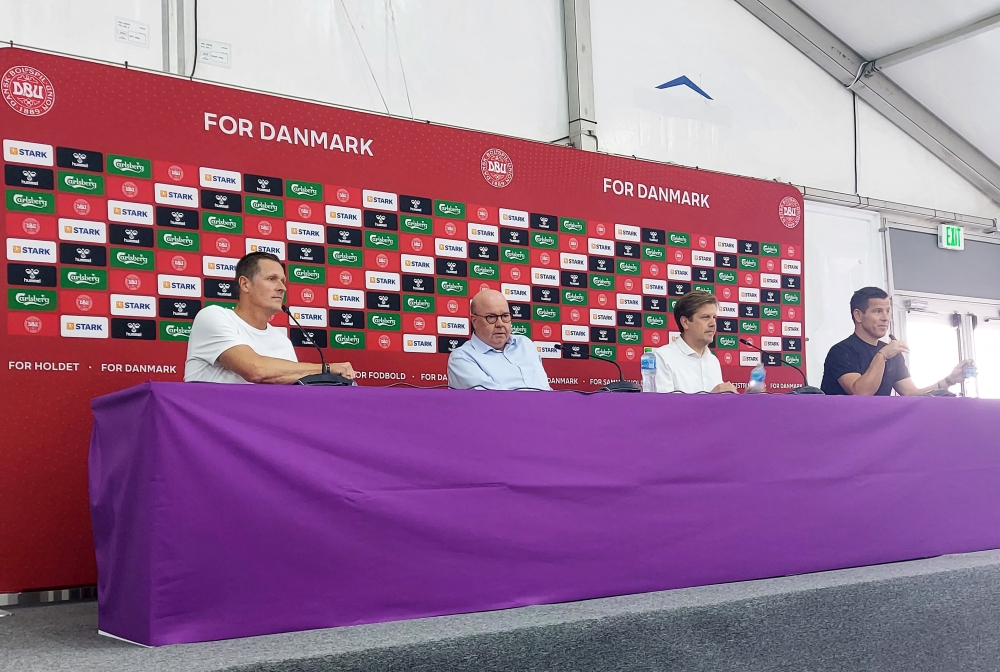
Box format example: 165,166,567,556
89,383,1000,645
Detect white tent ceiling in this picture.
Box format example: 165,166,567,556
740,0,1000,203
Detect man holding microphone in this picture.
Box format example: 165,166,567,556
820,287,970,396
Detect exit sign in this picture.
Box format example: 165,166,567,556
938,224,965,250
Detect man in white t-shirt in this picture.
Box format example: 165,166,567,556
652,290,738,394
184,252,355,384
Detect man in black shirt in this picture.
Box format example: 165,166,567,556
821,287,969,396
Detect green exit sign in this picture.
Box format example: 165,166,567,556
938,224,965,250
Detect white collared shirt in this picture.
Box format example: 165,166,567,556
652,335,723,393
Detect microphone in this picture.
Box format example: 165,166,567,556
282,306,352,386
557,343,641,393
738,338,824,395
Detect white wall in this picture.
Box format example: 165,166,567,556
188,0,568,143
1,0,164,70
804,202,886,386
590,0,856,193
2,0,569,144
856,99,1000,220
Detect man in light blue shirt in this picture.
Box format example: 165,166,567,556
447,289,552,390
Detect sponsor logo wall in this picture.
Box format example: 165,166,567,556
0,49,805,592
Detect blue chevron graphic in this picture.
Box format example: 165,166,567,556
656,76,713,100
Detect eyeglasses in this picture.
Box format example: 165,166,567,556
471,312,512,324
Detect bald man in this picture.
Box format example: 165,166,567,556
447,289,552,390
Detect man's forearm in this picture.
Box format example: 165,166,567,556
851,352,888,395
246,358,323,385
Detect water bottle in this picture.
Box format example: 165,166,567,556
963,361,979,398
746,362,767,394
641,351,657,392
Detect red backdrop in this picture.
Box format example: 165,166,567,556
0,48,805,591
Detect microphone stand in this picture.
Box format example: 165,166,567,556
738,338,823,395
282,306,352,386
559,343,641,393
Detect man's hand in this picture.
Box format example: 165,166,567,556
712,381,739,394
945,359,974,387
879,339,909,359
330,362,356,379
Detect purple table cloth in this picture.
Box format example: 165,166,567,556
90,382,1000,645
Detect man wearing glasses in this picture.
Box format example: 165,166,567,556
447,289,552,390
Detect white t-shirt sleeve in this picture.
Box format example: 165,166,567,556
187,306,245,367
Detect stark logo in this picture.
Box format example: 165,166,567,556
779,196,801,228
481,148,514,188
2,66,56,116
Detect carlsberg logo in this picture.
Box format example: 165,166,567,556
116,251,147,265
112,158,144,174
13,194,47,208
164,233,193,247
619,261,639,273
335,333,361,346
536,307,557,319
592,276,612,288
15,291,50,307
166,324,191,338
64,175,98,191
294,267,321,281
440,280,463,293
437,203,461,216
372,315,398,327
332,250,359,263
291,184,318,197
406,297,431,310
368,233,393,247
644,246,664,260
250,199,278,213
563,291,585,303
473,264,496,278
67,271,100,285
207,215,236,229
620,331,640,342
503,248,527,262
